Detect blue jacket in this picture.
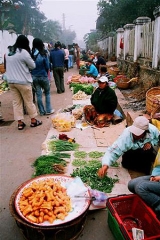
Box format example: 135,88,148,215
31,51,49,77
86,64,98,77
50,48,65,68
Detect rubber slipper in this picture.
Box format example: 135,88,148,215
30,119,42,128
18,122,26,130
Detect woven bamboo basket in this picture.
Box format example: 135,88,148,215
146,87,160,114
107,67,120,77
116,78,130,89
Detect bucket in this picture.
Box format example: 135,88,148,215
9,185,89,240
146,87,160,114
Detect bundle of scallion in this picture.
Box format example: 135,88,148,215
48,139,79,152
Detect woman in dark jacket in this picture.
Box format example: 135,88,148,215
95,52,106,72
31,38,54,115
83,76,117,127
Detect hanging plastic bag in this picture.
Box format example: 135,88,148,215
89,188,108,210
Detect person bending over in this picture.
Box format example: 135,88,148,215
97,116,159,175
85,59,98,79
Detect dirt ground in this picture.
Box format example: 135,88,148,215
0,64,144,240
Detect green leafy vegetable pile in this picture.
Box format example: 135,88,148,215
32,155,67,177
70,83,94,95
72,159,87,167
88,151,105,158
48,140,79,152
71,162,118,193
74,151,87,158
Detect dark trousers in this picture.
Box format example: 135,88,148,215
122,148,156,174
64,59,69,71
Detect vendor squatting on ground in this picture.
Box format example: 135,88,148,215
98,116,160,176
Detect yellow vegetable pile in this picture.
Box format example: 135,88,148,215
52,113,76,132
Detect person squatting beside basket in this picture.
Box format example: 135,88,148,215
5,35,42,130
97,116,160,176
83,76,118,128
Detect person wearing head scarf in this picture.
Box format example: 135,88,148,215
5,35,42,130
31,38,54,116
83,76,117,128
50,41,65,94
98,116,159,177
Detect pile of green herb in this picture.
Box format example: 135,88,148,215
70,83,94,95
48,140,79,152
74,151,87,158
71,163,118,193
88,151,105,158
32,155,67,177
72,159,87,167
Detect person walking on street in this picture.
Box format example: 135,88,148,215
74,43,80,69
63,45,69,72
31,38,54,116
68,46,74,68
5,35,42,130
50,42,65,94
97,116,159,176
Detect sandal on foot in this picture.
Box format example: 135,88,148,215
18,122,26,130
30,119,42,128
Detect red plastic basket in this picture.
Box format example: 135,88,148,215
107,194,160,240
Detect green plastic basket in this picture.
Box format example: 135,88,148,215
107,210,125,240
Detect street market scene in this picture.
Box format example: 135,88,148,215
0,1,160,240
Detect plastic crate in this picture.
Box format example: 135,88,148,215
108,210,125,240
107,194,160,240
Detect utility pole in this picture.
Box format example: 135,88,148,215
62,13,66,30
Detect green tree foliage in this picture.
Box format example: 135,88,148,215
40,20,62,43
96,0,159,34
0,0,76,44
84,31,102,52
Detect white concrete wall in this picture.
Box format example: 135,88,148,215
0,31,34,64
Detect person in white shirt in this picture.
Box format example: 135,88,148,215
5,35,42,130
63,45,69,71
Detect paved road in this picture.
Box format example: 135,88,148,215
0,66,114,240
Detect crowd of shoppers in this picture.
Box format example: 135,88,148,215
3,35,160,224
